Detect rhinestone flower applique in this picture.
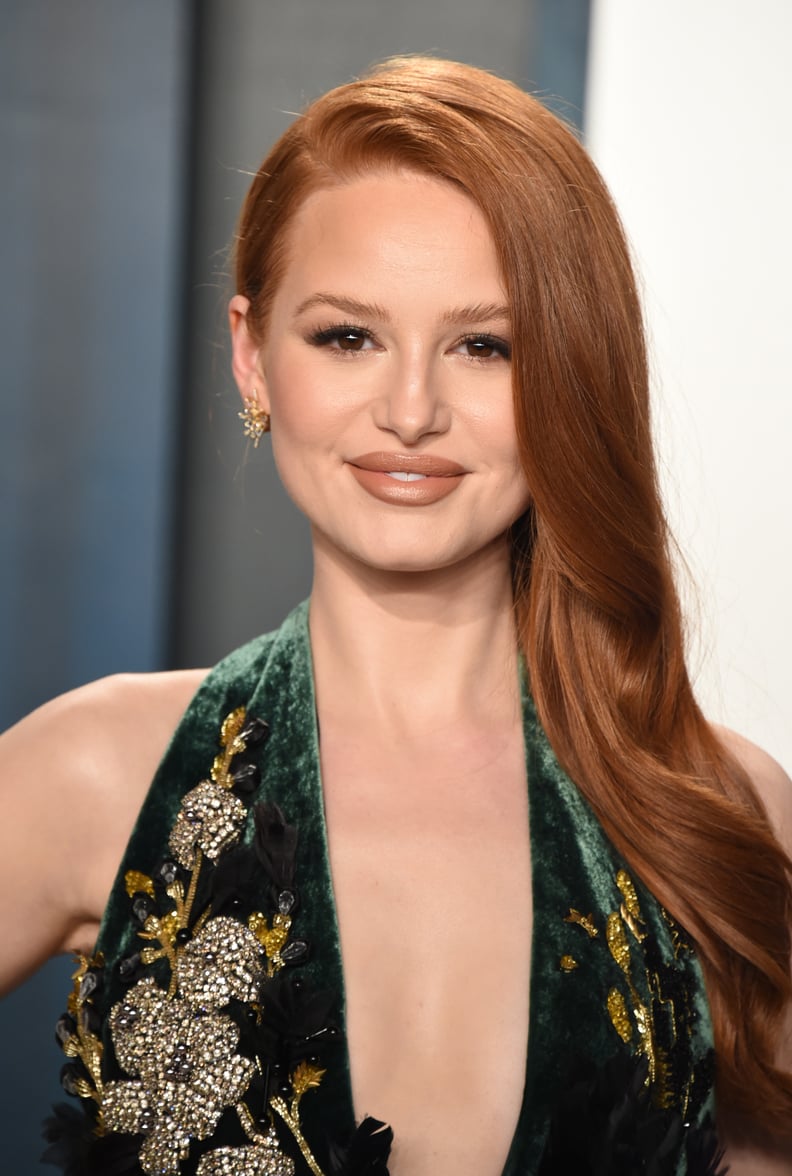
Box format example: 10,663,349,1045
103,976,256,1171
44,707,390,1176
196,1128,296,1176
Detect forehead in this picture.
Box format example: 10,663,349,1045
296,166,474,214
274,170,505,306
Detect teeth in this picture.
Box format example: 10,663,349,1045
386,471,427,481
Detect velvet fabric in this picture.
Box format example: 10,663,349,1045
511,672,715,1174
75,601,715,1173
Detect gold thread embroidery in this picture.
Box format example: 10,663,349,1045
560,954,579,971
661,905,692,958
607,987,633,1042
620,905,647,943
125,870,155,899
564,908,599,937
616,870,641,920
607,883,667,1102
211,706,248,788
617,870,647,943
267,1053,328,1173
606,911,632,973
249,911,294,976
270,1097,326,1176
563,871,688,1111
62,955,107,1126
291,1060,327,1098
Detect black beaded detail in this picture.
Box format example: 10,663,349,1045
240,716,270,747
117,952,142,985
131,892,156,927
231,761,261,795
157,859,180,887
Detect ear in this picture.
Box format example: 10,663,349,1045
228,294,271,413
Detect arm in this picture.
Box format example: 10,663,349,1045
0,669,206,997
714,727,792,1174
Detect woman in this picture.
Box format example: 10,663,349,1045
1,57,790,1175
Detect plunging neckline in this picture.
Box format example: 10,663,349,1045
294,619,540,1176
86,599,716,1176
240,603,715,1171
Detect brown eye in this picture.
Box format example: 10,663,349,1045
457,334,511,360
337,330,367,351
308,325,374,351
466,339,495,358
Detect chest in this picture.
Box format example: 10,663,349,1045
319,730,533,1175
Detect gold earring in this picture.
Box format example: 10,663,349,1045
238,392,270,447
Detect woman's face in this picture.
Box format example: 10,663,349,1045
230,170,531,576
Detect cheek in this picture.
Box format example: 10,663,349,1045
487,418,531,514
474,402,525,476
268,428,321,524
264,364,346,518
265,347,358,438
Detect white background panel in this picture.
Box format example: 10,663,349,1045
586,0,791,769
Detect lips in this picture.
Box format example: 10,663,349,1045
349,451,466,477
347,451,466,505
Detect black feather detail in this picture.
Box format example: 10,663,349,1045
202,843,264,917
243,971,340,1093
42,1104,144,1175
328,1116,393,1175
537,1052,728,1176
253,802,299,889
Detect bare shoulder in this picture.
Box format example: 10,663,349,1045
714,724,792,852
710,729,792,1169
0,668,207,995
1,668,209,824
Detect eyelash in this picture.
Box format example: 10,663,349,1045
306,323,511,361
307,324,373,351
461,332,512,361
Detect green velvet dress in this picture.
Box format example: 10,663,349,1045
46,602,717,1176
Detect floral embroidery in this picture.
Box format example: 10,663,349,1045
43,685,716,1175
45,708,389,1176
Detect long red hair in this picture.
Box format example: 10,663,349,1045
233,56,792,1134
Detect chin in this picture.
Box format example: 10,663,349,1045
327,529,509,580
353,548,461,576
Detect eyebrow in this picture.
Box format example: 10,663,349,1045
294,292,511,326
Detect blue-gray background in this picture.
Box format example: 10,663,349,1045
0,0,590,1164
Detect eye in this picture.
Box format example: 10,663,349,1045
308,325,375,352
454,333,511,361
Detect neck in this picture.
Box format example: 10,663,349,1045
308,532,521,733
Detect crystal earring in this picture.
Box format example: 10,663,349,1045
238,392,270,448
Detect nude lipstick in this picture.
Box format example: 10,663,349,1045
347,451,466,505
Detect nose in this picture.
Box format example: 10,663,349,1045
373,353,451,444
